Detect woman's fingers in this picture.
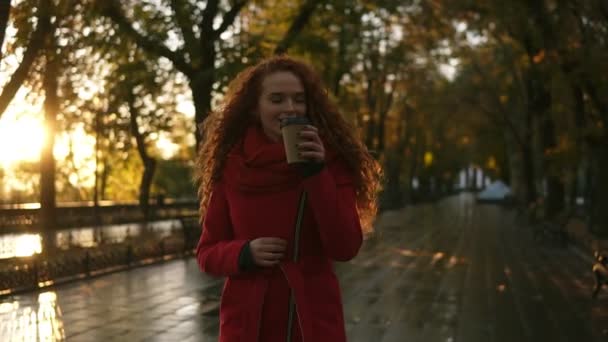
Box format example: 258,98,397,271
299,152,324,163
299,130,322,144
297,141,321,151
255,252,284,267
298,128,325,163
260,245,286,254
258,252,284,261
256,237,287,246
256,259,278,267
250,237,292,267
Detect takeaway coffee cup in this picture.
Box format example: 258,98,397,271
280,116,311,164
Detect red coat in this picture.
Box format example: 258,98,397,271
196,125,363,342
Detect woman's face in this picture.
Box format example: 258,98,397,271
256,71,307,142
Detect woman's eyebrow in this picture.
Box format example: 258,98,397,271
268,91,305,95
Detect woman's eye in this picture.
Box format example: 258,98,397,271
294,95,305,103
270,94,283,103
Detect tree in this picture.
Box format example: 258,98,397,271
0,0,10,57
0,0,50,118
96,0,327,150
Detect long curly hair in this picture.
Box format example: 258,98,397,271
195,55,382,234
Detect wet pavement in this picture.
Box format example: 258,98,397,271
1,193,607,341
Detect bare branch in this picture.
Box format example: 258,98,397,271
170,0,197,58
0,0,11,58
274,0,322,55
214,0,248,37
0,0,50,118
100,1,194,76
468,55,526,147
199,0,219,41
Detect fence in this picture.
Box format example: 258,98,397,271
0,216,201,297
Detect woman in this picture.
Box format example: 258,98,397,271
195,55,381,342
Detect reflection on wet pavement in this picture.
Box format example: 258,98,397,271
1,258,221,341
0,291,65,341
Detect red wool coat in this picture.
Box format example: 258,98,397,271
196,125,363,342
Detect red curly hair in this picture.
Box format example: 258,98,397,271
195,55,382,234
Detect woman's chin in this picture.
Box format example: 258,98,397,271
262,128,283,143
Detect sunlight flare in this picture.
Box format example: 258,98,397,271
0,115,45,168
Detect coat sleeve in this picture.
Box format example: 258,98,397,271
196,181,248,277
302,162,363,261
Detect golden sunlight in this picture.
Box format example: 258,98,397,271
15,234,43,257
0,291,65,341
0,233,43,259
156,133,180,159
0,114,45,168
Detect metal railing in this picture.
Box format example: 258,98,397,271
0,216,201,297
0,201,199,233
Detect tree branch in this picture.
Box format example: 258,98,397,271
468,56,526,147
0,0,11,59
584,80,608,127
0,0,50,118
600,0,608,23
170,0,197,58
274,0,322,55
127,94,151,163
199,0,219,40
100,1,194,76
214,0,248,37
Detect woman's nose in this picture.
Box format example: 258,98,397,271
281,100,297,114
285,99,295,110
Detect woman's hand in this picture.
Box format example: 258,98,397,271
298,125,325,163
249,237,287,267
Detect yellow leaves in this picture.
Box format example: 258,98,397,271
424,151,433,167
487,156,497,170
499,95,508,104
533,50,545,64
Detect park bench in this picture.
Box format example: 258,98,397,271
592,250,608,299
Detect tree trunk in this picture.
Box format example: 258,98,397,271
191,67,215,150
505,129,524,202
589,141,608,236
332,23,347,97
521,142,536,203
139,158,156,218
408,130,422,201
365,117,376,150
570,84,586,206
376,90,393,154
541,113,564,217
40,42,58,255
94,111,101,207
530,69,564,217
190,9,216,150
100,157,110,200
128,95,157,219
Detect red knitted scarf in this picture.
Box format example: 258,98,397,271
222,124,338,193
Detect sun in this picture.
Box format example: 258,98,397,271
0,113,45,168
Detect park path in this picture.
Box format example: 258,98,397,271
1,193,606,341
